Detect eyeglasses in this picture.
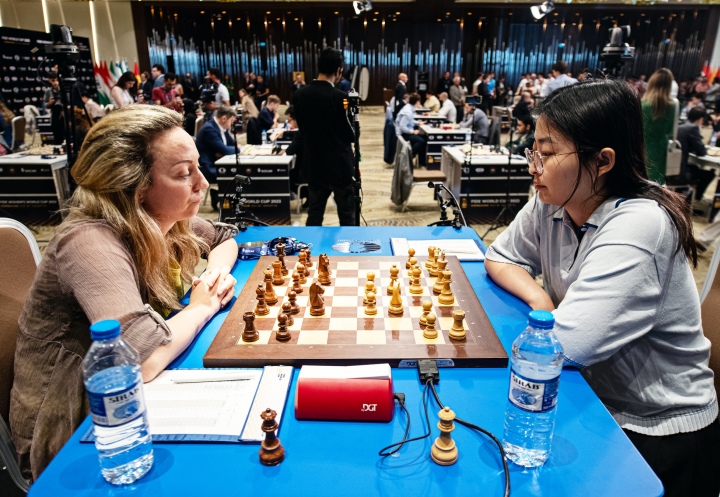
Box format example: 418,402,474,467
524,149,576,174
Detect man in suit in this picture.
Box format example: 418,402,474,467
394,73,408,119
676,107,713,201
293,47,356,226
195,105,238,210
435,71,452,96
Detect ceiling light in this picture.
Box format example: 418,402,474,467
353,0,372,15
530,1,555,20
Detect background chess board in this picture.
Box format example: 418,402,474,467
204,256,508,368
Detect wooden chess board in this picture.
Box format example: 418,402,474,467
203,256,508,368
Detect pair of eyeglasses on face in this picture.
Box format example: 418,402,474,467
524,149,576,174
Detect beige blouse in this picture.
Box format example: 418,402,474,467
10,217,237,480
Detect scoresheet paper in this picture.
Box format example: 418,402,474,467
143,369,263,439
390,238,485,261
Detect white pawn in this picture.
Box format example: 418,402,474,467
423,313,438,340
365,291,377,316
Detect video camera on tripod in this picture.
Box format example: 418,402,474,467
200,81,219,104
219,174,269,232
600,25,635,79
427,181,467,230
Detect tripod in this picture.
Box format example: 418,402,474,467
482,117,520,239
347,90,363,226
220,175,269,232
427,182,466,230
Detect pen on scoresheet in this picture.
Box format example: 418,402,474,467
171,372,258,384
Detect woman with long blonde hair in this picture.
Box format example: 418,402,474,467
10,105,239,481
641,68,676,183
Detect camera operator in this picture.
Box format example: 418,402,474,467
204,68,230,111
195,105,238,210
459,102,489,144
293,47,356,226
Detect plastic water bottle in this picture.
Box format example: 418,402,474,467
262,130,268,144
82,320,153,485
711,131,717,147
465,128,472,145
502,310,564,468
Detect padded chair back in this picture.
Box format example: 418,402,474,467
11,116,26,150
194,115,205,139
701,246,720,395
0,218,40,424
246,117,263,145
487,116,501,146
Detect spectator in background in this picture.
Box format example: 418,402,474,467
43,72,61,115
545,61,578,94
674,107,714,201
536,74,549,98
395,93,427,166
505,114,535,156
195,105,237,210
437,92,457,123
291,73,306,100
424,90,440,113
254,75,270,109
223,74,234,96
513,90,534,121
337,73,351,93
471,73,484,95
487,72,496,101
477,74,492,112
151,63,165,89
449,76,465,123
283,105,307,207
182,98,198,137
0,98,15,150
246,72,257,98
181,73,197,101
641,68,676,184
81,93,104,121
680,93,705,123
140,71,153,103
111,71,139,109
239,88,259,119
257,94,280,133
207,68,231,111
436,71,452,96
394,73,408,118
152,73,183,113
459,102,489,144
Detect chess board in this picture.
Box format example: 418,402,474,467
203,256,508,368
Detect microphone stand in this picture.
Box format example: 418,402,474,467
482,117,520,239
427,181,467,230
221,175,269,232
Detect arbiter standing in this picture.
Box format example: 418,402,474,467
293,48,356,226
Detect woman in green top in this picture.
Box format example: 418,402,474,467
641,68,676,184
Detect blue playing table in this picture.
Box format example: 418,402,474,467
27,226,663,497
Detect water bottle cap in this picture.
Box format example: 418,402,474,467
528,310,554,330
90,319,121,340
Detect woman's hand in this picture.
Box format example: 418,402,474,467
191,265,236,313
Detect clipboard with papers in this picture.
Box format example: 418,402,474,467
81,366,293,444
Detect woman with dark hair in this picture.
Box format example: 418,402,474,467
485,79,718,497
641,68,676,184
111,71,141,108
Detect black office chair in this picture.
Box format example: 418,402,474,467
246,117,262,145
487,116,501,147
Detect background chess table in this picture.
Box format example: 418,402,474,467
204,255,508,368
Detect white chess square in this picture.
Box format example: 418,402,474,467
413,329,446,345
236,329,272,345
356,330,387,345
336,261,359,270
294,295,309,307
408,305,428,318
274,286,288,297
297,329,329,344
329,317,360,331
287,317,303,330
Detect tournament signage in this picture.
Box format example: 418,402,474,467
0,26,96,115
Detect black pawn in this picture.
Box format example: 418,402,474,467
276,313,290,342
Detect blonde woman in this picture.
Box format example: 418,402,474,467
10,105,239,480
641,68,676,183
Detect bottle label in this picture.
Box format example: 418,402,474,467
508,369,560,413
87,380,147,428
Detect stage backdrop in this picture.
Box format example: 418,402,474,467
0,26,97,115
132,2,718,106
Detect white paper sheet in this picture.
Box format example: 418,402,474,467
390,238,485,261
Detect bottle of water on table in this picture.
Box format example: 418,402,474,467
503,310,564,468
82,319,153,485
262,129,268,144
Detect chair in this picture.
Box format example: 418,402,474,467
0,218,40,493
194,116,205,140
246,117,262,145
700,243,720,396
391,136,446,212
487,116,501,147
10,116,26,152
